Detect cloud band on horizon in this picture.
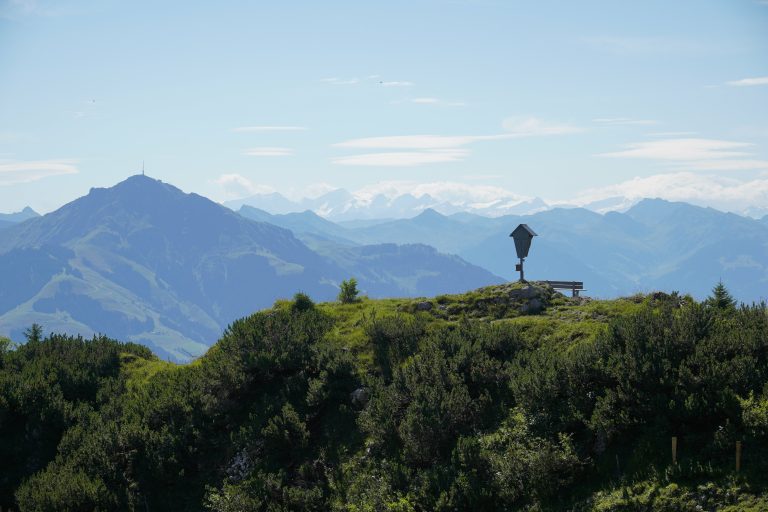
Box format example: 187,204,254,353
332,117,582,166
0,159,79,186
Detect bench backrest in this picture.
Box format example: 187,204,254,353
543,280,584,289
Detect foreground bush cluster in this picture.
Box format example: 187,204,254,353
1,285,768,511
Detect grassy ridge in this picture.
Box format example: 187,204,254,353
312,282,642,370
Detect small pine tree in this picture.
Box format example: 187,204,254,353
705,281,736,311
24,323,43,343
291,292,315,313
338,278,360,304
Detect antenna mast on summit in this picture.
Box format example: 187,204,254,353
142,161,145,176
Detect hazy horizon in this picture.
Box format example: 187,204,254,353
2,171,767,221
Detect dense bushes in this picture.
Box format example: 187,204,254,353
2,287,768,510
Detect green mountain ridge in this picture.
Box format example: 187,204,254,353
0,176,502,361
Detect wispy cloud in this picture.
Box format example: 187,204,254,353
393,97,466,107
670,159,768,172
502,117,583,136
232,126,307,132
321,77,360,85
333,117,582,166
335,135,484,150
214,173,275,200
598,137,768,171
300,182,337,199
380,81,414,87
336,119,581,149
726,76,768,87
600,138,752,160
243,147,293,157
353,180,527,205
333,150,469,167
0,159,79,185
593,117,658,126
570,172,768,216
646,131,698,137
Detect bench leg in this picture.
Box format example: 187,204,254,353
573,289,579,297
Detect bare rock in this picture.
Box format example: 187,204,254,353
508,285,538,300
519,298,543,314
415,301,433,311
350,387,370,407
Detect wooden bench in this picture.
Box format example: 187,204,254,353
543,280,584,297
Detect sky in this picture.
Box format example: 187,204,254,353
1,0,767,215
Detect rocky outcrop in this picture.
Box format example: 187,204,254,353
399,281,565,320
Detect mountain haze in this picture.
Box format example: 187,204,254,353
236,199,768,302
226,188,550,220
0,176,501,360
3,176,766,361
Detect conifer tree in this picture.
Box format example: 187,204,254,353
23,323,43,343
705,281,736,311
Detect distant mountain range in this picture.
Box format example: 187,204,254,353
0,176,500,361
237,201,768,303
225,189,552,220
2,177,766,360
225,187,768,222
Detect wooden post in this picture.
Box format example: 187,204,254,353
736,440,742,472
671,436,678,465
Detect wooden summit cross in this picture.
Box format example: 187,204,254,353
509,224,536,282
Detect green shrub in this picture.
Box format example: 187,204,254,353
338,278,361,304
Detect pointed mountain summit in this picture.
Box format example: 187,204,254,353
412,208,449,226
0,175,337,360
0,175,501,360
0,206,40,229
0,174,324,275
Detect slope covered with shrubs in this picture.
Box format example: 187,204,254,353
1,282,768,511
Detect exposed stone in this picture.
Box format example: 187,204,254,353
415,301,433,311
350,387,370,407
520,298,543,314
508,285,539,300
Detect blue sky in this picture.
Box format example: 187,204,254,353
1,0,767,214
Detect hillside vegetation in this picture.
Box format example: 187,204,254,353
2,282,768,511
